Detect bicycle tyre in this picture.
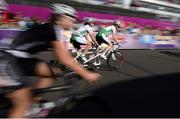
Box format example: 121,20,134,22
106,51,124,70
48,96,110,118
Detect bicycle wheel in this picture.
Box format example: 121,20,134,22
48,96,110,118
107,51,124,70
82,53,100,71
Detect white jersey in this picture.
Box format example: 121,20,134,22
73,25,93,38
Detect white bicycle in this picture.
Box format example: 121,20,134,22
73,42,125,71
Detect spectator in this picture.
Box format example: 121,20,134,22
16,17,28,29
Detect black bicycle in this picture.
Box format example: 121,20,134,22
0,68,101,118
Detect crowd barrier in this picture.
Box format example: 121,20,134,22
8,4,179,29
0,29,179,49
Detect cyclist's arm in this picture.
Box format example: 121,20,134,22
89,31,98,45
86,26,98,45
112,33,119,44
51,40,91,79
85,34,92,43
112,26,119,44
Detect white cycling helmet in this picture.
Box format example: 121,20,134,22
51,3,77,18
113,20,121,28
0,0,8,11
84,18,95,24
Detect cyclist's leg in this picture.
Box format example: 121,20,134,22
71,38,86,62
100,34,112,59
72,37,83,53
17,58,55,104
17,58,55,89
83,40,92,54
96,35,102,46
6,87,32,118
74,37,88,61
70,36,81,56
34,62,54,89
0,51,33,118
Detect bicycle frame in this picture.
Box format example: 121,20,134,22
83,47,105,64
70,42,122,70
83,42,122,65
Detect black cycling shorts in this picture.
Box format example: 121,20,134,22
70,37,86,50
0,51,50,90
96,35,109,45
17,57,43,76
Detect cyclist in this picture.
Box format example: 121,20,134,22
70,18,98,61
96,20,122,60
0,4,101,118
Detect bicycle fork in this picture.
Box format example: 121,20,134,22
106,49,117,61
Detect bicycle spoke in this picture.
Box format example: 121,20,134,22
107,51,124,70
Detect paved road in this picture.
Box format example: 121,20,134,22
101,49,180,84
36,50,180,117
36,50,180,99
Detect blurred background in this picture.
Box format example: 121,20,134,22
0,1,180,117
0,0,179,49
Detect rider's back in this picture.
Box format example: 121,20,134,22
10,23,57,54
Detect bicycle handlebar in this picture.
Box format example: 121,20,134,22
111,42,122,50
